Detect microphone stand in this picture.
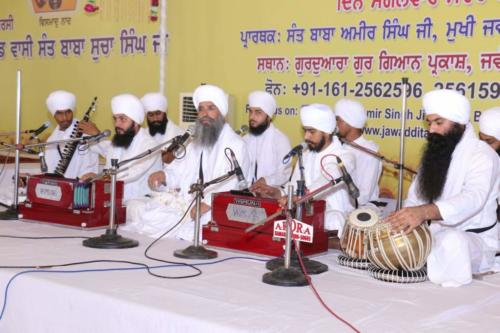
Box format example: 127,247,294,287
262,185,308,286
0,70,22,220
83,158,139,249
266,149,328,274
397,77,409,210
173,170,237,259
82,136,178,249
338,137,417,175
245,175,346,232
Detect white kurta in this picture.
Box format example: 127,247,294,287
288,136,356,232
125,124,250,240
343,135,382,205
92,128,161,203
45,119,99,179
405,125,499,287
148,118,183,146
242,123,292,186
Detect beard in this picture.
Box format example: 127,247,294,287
148,116,168,136
249,120,270,136
194,114,225,148
112,124,137,148
417,124,465,203
307,136,327,153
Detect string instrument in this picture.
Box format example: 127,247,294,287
54,97,97,177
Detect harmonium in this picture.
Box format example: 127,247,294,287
203,192,328,257
19,174,126,228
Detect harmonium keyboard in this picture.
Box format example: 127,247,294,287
203,192,328,257
19,174,126,228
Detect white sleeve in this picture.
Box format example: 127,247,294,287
357,155,382,204
118,151,161,183
434,152,498,226
264,135,293,187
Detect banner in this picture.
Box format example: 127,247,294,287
0,0,498,197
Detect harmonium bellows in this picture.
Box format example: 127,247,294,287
203,192,328,256
19,174,126,228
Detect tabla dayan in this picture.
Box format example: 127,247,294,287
337,207,379,270
366,222,432,283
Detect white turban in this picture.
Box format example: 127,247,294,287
334,99,366,129
300,104,336,134
192,84,228,117
479,107,500,140
248,91,276,118
141,92,167,113
111,94,145,124
423,89,470,125
46,90,76,116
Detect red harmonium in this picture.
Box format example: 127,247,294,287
19,175,126,228
203,192,328,257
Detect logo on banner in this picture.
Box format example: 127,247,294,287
273,219,313,243
31,0,77,14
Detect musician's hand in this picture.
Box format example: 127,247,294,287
78,121,100,136
80,172,97,181
161,151,176,164
250,182,281,199
384,206,427,234
278,195,298,208
17,172,29,187
250,177,267,188
148,171,166,190
190,202,210,220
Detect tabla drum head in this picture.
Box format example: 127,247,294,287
348,207,379,228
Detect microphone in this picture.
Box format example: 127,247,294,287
28,121,51,140
282,142,307,163
229,150,249,190
235,125,249,136
39,150,48,173
83,129,111,143
166,125,195,153
335,156,360,199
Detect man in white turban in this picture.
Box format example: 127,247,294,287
241,91,292,188
334,99,382,206
141,92,183,163
125,84,250,241
386,89,499,287
44,90,99,178
479,107,500,155
80,94,161,203
252,103,356,233
478,107,500,226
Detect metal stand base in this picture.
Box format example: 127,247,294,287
0,206,19,220
174,245,217,260
83,229,139,249
262,266,309,287
266,253,328,275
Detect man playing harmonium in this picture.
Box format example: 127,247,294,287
334,99,382,207
44,90,99,178
251,103,356,234
243,90,292,187
125,84,250,240
386,89,499,287
79,94,161,203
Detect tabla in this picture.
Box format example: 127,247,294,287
340,207,379,259
366,222,432,272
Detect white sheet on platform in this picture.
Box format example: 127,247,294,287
0,220,498,333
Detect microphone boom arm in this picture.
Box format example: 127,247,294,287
245,175,345,233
